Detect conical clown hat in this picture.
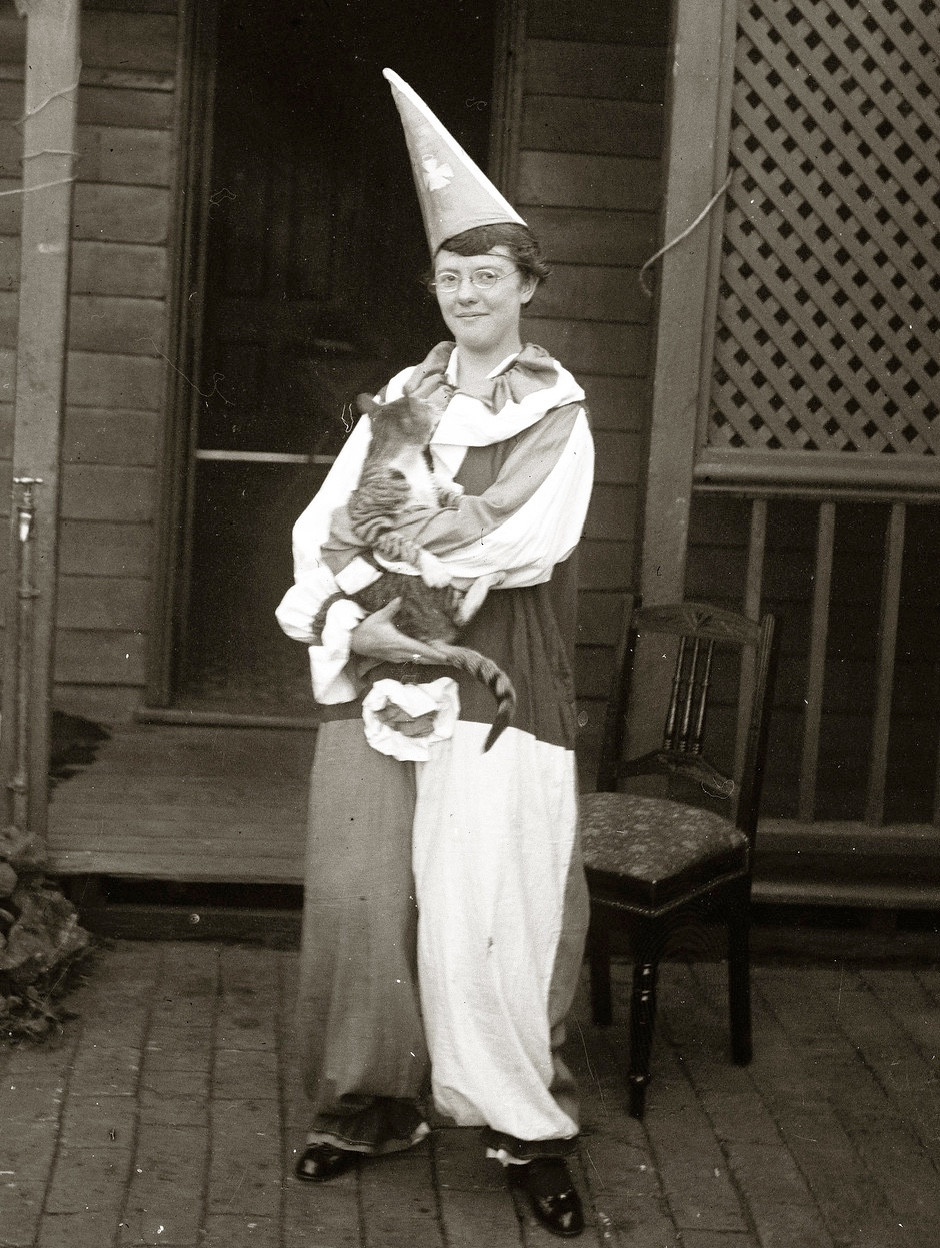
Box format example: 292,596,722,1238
383,67,526,255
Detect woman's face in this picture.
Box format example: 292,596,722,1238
432,246,537,357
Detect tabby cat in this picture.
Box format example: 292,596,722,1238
323,388,516,752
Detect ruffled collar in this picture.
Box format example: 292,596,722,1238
384,341,585,453
410,341,566,412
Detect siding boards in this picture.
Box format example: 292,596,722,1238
0,10,177,73
60,520,153,577
76,83,175,130
57,576,149,630
0,235,17,288
0,292,166,355
517,0,668,729
518,152,661,212
61,464,157,523
63,409,159,466
71,242,168,298
533,263,650,323
0,402,11,458
523,207,657,266
522,96,663,158
592,432,643,485
524,316,649,377
66,295,166,354
0,124,173,185
524,39,668,102
70,184,172,244
579,540,632,591
84,0,178,11
583,483,637,543
526,0,671,44
578,589,627,645
55,630,148,686
0,289,14,344
0,78,174,132
74,126,173,184
65,352,166,410
579,375,648,433
0,2,178,702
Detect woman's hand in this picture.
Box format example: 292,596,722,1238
349,598,444,665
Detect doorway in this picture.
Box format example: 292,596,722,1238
173,0,498,716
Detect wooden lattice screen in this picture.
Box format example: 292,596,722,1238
708,0,940,459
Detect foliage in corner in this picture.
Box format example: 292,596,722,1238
0,824,92,1043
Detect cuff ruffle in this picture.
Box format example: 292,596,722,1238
362,677,459,761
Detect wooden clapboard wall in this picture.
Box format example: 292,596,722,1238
1,0,668,738
513,0,670,760
0,0,177,721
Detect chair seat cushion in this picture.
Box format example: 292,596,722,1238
579,792,749,911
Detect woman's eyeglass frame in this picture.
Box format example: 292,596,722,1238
429,266,520,294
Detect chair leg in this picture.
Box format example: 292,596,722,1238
728,902,752,1066
627,954,659,1119
587,920,613,1026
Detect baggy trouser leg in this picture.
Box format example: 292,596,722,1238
413,723,587,1146
295,719,429,1153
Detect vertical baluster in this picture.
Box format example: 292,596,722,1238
736,498,767,780
691,640,715,756
663,637,687,750
798,502,836,823
866,502,906,826
678,638,701,752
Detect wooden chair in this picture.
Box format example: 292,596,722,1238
580,600,778,1118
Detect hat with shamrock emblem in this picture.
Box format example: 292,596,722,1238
383,67,526,255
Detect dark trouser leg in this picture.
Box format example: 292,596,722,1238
295,719,429,1153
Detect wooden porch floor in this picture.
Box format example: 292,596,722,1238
45,720,940,915
47,722,316,883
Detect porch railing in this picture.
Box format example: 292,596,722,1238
691,470,940,834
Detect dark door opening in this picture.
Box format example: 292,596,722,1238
177,0,497,716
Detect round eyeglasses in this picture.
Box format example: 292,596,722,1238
430,266,519,294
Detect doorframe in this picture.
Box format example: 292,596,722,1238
626,0,737,758
147,0,219,707
147,0,519,710
638,0,737,614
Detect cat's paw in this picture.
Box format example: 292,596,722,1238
417,549,453,588
455,572,505,624
437,485,464,509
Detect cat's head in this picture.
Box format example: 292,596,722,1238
355,387,450,456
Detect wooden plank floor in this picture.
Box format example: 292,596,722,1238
47,722,316,883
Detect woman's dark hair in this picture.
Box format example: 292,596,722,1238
429,223,551,286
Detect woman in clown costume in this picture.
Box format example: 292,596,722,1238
276,69,595,1239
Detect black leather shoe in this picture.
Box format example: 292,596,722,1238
511,1157,585,1238
294,1143,356,1183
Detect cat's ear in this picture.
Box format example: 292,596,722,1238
355,393,380,416
411,387,450,423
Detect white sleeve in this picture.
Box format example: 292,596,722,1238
384,406,595,588
442,409,594,588
274,415,372,702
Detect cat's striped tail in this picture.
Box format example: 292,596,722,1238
425,643,516,751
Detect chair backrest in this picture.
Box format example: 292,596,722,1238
595,600,778,843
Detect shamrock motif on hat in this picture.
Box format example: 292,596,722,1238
383,68,526,255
